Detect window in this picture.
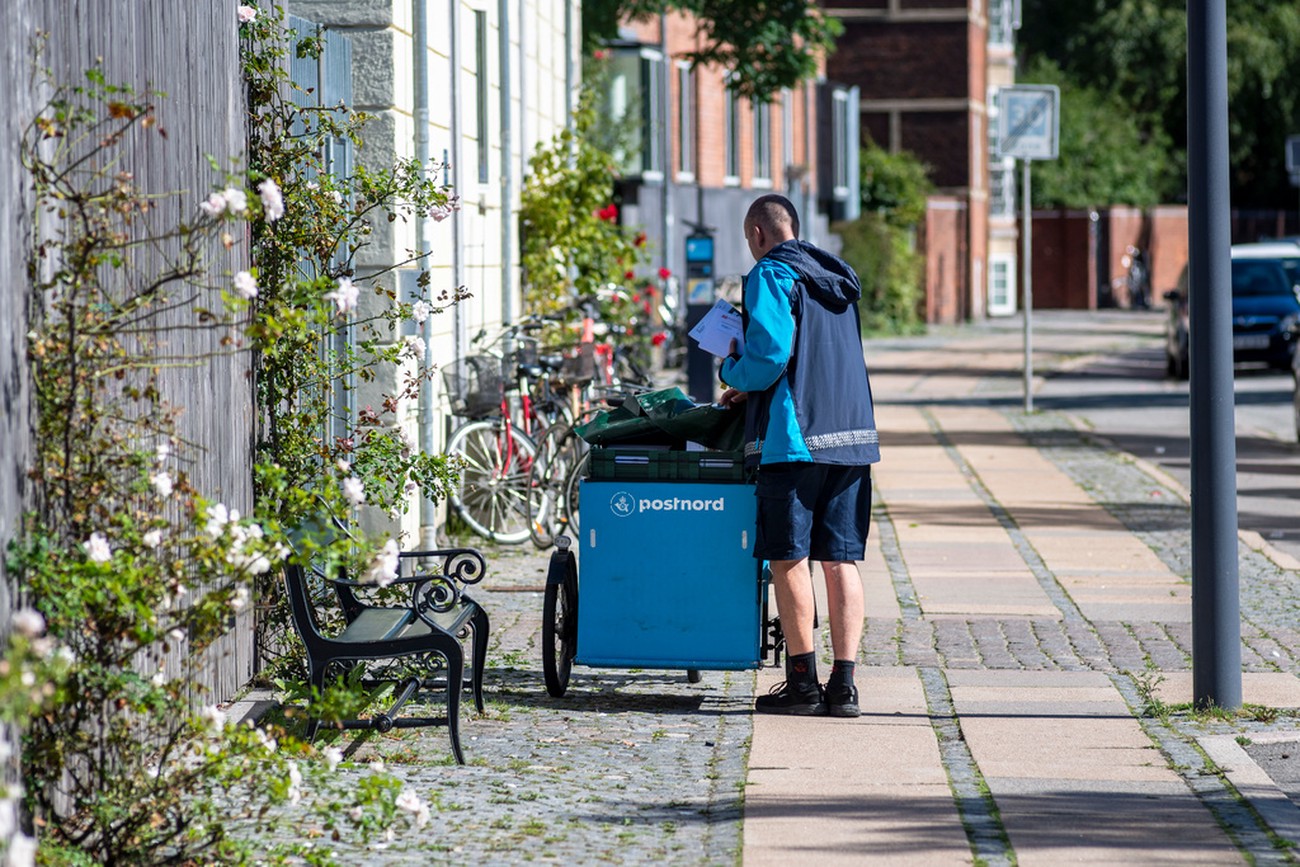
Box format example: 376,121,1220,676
988,254,1017,316
753,100,771,184
818,83,860,221
608,47,665,177
474,10,489,184
781,88,794,182
988,0,1020,48
724,80,740,182
832,90,851,194
676,61,693,179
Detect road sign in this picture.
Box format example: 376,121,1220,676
997,85,1060,161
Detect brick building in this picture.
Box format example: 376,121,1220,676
602,13,860,297
824,0,1022,322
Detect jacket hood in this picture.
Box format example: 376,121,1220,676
764,239,862,307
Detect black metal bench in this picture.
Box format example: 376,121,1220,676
282,545,489,764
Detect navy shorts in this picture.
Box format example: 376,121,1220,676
754,463,872,561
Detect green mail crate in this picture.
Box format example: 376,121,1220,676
586,448,748,482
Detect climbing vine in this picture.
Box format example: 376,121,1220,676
9,5,458,863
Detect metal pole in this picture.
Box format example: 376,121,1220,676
1187,0,1241,710
1022,159,1033,413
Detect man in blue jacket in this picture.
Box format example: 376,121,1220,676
720,194,880,717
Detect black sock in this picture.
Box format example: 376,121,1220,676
828,659,856,689
786,651,818,692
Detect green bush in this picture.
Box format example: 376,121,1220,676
836,141,931,335
835,214,926,337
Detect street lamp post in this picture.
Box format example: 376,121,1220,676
1187,0,1242,711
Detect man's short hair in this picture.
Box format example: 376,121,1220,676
745,194,800,240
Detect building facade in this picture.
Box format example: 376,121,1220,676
289,0,579,545
600,13,859,304
824,0,1021,323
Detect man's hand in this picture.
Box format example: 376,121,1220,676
719,387,748,408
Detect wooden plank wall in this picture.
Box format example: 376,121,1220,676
6,1,256,702
1,0,39,640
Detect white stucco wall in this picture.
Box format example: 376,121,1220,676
291,0,578,543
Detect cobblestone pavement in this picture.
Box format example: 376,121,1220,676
281,540,755,864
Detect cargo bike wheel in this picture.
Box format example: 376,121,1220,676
542,537,579,697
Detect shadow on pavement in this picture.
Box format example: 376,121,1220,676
483,668,718,715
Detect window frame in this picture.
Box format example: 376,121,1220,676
676,60,694,181
474,9,490,185
752,99,772,187
724,78,740,185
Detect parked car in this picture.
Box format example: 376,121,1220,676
1163,242,1300,380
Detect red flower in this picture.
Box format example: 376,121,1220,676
624,270,635,281
634,232,647,247
593,49,608,61
596,203,619,222
652,332,667,347
644,285,657,297
657,267,671,280
631,293,641,302
643,302,652,315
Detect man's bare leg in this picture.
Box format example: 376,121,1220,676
755,557,823,714
821,560,864,660
819,560,864,717
769,557,816,655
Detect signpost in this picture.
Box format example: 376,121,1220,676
996,85,1060,413
684,231,717,402
1287,134,1300,229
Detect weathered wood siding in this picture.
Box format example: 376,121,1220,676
1,0,39,637
5,1,255,700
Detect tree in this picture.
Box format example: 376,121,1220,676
582,0,841,100
1019,0,1300,209
1020,58,1176,209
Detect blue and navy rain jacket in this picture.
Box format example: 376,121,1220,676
720,239,880,468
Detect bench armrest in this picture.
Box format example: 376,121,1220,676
321,548,486,628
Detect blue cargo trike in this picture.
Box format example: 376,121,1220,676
541,447,784,697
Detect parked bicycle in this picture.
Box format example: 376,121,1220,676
442,317,572,544
524,384,656,551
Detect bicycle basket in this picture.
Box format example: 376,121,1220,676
556,342,596,388
442,355,505,418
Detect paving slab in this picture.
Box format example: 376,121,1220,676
946,670,1242,864
910,571,1060,618
1154,671,1300,708
745,667,970,866
981,779,1245,866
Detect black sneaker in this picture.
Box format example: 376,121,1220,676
820,681,860,718
754,680,824,715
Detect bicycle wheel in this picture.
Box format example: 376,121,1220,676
447,419,540,544
530,423,589,549
560,449,590,536
526,423,568,550
542,544,578,697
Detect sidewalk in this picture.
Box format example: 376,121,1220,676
745,311,1300,865
261,311,1300,864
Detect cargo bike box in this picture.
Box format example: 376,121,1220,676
541,391,785,697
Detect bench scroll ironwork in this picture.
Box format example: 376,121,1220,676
283,545,489,764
